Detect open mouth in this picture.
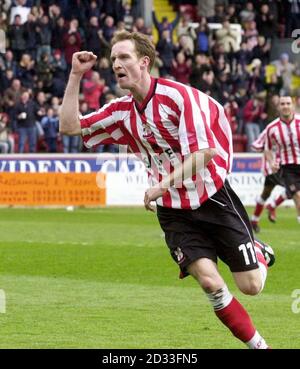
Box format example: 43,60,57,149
117,73,127,80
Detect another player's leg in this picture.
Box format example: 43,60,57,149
251,182,274,232
188,258,269,349
280,165,300,223
266,189,287,223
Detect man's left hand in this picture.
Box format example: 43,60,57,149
144,186,167,212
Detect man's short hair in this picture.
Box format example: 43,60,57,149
111,31,156,71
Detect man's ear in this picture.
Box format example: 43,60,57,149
141,56,150,70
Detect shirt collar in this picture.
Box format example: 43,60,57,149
134,76,157,113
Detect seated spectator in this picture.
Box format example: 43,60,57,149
156,29,176,76
87,0,101,19
9,0,30,25
132,17,151,35
239,1,256,23
36,52,54,92
25,13,38,60
52,49,67,80
102,16,116,44
62,19,82,69
41,107,59,153
226,4,239,23
122,1,134,31
0,50,18,75
16,53,35,89
3,78,25,126
98,57,116,91
243,20,258,39
252,36,271,66
224,97,239,133
243,91,267,151
1,69,15,91
0,112,15,153
265,94,280,123
177,12,197,52
264,73,283,97
86,16,102,55
197,0,215,19
271,53,300,95
234,41,253,67
7,14,27,61
51,16,66,50
171,52,192,84
207,3,226,23
198,66,223,101
177,34,195,59
246,58,265,96
36,14,52,62
195,17,209,54
83,71,108,111
189,52,210,90
15,91,37,153
256,3,276,40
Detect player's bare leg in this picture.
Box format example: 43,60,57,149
251,184,274,232
266,189,287,223
187,257,269,349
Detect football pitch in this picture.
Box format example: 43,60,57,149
0,207,299,349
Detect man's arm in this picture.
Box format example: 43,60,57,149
144,148,217,211
264,149,279,173
59,51,97,136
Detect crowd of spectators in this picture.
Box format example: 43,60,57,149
0,0,300,154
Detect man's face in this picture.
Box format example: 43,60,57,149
111,40,144,90
279,97,294,119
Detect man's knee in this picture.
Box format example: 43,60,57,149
240,281,262,295
234,270,262,296
187,258,224,293
199,275,223,293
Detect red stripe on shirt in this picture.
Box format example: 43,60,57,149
287,123,297,164
207,98,230,160
278,122,289,164
156,94,181,120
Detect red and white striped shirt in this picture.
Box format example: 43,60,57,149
251,128,279,176
265,114,300,166
80,77,232,209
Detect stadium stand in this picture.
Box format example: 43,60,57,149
0,0,300,153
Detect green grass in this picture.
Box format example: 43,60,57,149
0,207,299,348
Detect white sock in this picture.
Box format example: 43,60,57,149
254,244,267,292
206,284,233,311
246,330,269,349
297,216,300,224
256,196,265,205
268,200,276,208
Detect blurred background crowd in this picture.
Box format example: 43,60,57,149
0,0,300,154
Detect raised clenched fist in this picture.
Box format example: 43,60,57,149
71,51,97,76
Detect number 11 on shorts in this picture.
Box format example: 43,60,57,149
238,242,257,265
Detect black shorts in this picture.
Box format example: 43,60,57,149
157,181,258,278
264,173,284,187
281,164,300,197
